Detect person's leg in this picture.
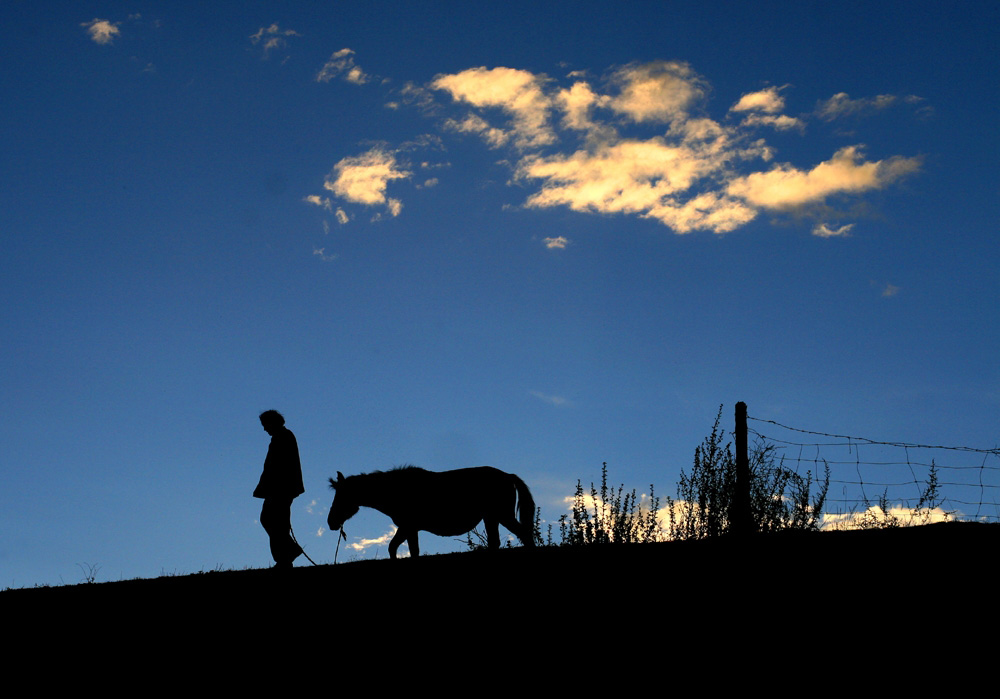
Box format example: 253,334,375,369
260,498,300,566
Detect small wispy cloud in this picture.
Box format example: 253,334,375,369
739,113,805,132
316,48,371,85
813,223,854,238
304,194,333,211
81,18,120,45
249,23,300,59
343,527,401,554
543,236,569,249
530,390,572,407
881,283,900,297
812,222,855,238
815,92,913,121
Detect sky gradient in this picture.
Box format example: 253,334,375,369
3,2,998,587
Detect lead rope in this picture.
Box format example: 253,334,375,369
334,528,347,564
289,525,320,566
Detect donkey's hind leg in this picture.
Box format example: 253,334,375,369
499,515,531,546
484,517,501,550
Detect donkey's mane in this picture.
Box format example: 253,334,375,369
329,464,428,489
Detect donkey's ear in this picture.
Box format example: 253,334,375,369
337,471,345,482
328,476,338,490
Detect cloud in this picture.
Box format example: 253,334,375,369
555,81,611,135
543,236,569,249
82,19,120,45
326,59,922,236
429,61,920,234
820,505,951,530
249,23,300,58
816,92,899,120
739,113,805,132
882,283,900,297
322,147,410,217
607,61,706,123
731,86,786,114
516,136,760,233
726,145,921,210
343,527,402,554
729,87,804,131
812,222,855,237
304,194,333,211
431,66,555,149
316,48,371,85
441,113,510,148
530,390,571,406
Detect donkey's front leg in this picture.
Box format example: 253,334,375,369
388,528,408,559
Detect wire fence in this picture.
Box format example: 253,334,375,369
746,414,1000,526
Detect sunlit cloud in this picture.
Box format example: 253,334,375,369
731,86,786,114
820,505,952,529
322,147,411,217
543,236,569,249
432,66,556,149
607,61,706,123
726,145,921,210
342,527,406,555
882,283,900,297
316,48,371,85
323,58,922,237
81,19,120,45
516,136,761,233
555,81,611,136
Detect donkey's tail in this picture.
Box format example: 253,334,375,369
512,475,537,547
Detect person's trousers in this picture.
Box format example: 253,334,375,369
260,498,301,566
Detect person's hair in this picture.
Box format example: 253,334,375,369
259,409,285,427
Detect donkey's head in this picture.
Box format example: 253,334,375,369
327,471,360,532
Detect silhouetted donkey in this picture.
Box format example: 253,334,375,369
328,465,536,558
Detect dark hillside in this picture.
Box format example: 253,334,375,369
7,522,995,674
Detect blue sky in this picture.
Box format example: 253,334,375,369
3,2,998,586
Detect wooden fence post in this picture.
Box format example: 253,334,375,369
734,401,752,536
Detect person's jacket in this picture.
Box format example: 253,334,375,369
253,427,305,499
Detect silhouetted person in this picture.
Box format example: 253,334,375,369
254,410,305,569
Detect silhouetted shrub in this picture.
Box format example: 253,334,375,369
557,462,662,545
666,406,830,539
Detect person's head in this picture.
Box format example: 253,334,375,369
259,410,285,434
